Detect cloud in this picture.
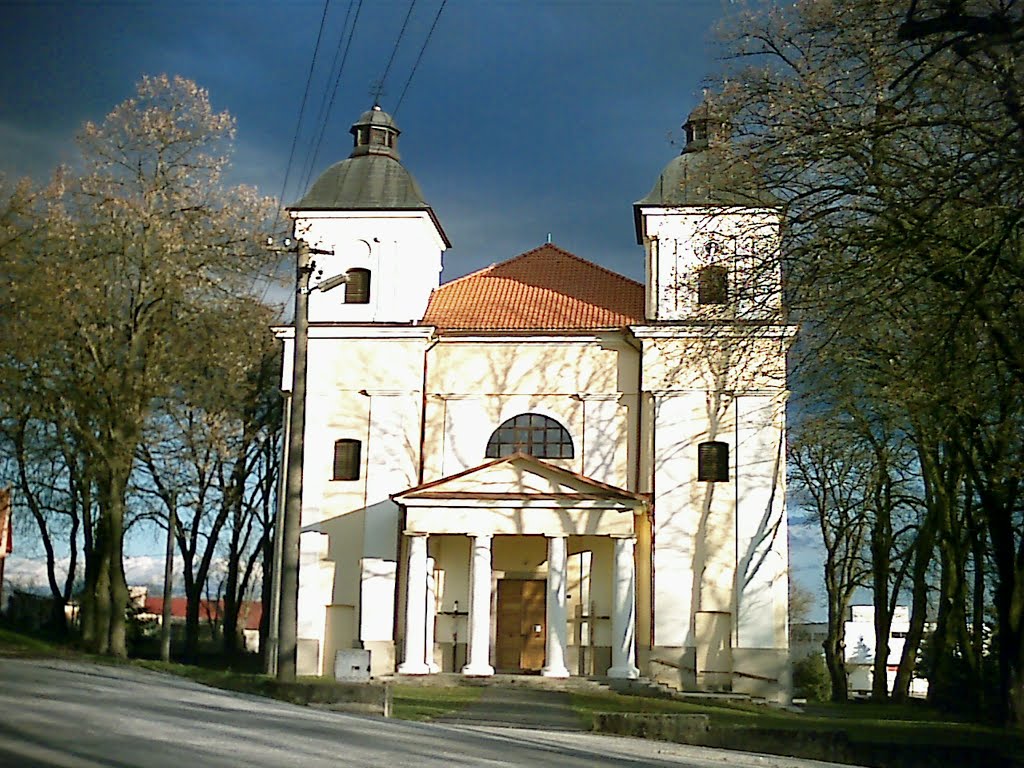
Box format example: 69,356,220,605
0,120,77,182
1,554,260,597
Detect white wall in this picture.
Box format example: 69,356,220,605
293,210,445,324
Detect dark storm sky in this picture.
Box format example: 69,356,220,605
0,0,741,282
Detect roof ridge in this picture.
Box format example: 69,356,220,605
537,242,645,289
434,260,500,289
438,243,642,289
421,242,646,330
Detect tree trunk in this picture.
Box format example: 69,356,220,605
892,508,937,703
869,474,894,701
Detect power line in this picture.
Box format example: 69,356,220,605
276,0,333,220
299,0,365,198
394,0,447,116
259,0,334,307
296,0,358,195
375,0,418,103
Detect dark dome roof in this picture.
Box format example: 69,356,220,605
292,153,429,209
290,105,429,210
633,99,776,242
635,150,775,209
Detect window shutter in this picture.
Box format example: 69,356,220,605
333,439,361,480
698,265,729,305
697,441,729,482
345,269,371,304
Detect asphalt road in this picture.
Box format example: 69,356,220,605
0,659,851,768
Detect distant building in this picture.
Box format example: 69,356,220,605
790,621,827,662
140,592,264,653
276,103,795,700
845,605,928,697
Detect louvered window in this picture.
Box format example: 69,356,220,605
333,439,361,481
485,413,574,459
698,265,729,305
697,441,729,482
345,269,370,304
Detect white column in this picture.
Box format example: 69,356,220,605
425,557,439,673
398,533,430,674
542,535,570,678
462,533,494,676
608,535,640,679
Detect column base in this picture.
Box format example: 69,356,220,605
541,665,570,679
427,662,441,673
461,663,494,677
397,662,431,675
607,665,640,680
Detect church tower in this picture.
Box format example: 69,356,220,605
634,101,783,322
282,106,448,677
289,105,450,323
633,100,794,699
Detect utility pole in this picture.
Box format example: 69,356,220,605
271,236,336,682
160,491,176,663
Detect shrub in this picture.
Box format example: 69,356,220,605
792,653,831,702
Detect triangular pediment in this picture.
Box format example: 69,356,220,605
393,453,646,508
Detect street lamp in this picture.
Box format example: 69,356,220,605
268,236,344,682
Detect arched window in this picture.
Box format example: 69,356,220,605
697,441,729,482
333,439,362,480
485,413,574,459
697,265,729,305
345,268,370,304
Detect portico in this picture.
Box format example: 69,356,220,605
392,454,646,678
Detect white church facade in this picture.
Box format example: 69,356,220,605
276,104,795,699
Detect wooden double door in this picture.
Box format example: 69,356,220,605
495,579,546,672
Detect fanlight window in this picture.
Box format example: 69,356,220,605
485,413,574,459
697,441,729,482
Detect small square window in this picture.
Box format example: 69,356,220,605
333,439,361,481
345,269,371,304
698,265,729,305
697,441,729,482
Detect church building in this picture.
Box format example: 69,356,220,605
276,103,795,699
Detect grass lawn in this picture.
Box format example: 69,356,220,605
0,626,73,657
571,688,1024,757
390,685,482,721
138,659,483,721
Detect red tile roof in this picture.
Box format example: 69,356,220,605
143,597,263,631
421,244,645,331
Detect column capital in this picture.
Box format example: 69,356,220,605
403,530,429,538
468,532,493,542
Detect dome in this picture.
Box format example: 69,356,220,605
290,105,430,210
633,100,776,242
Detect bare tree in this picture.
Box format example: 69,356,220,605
0,76,277,656
711,0,1024,724
790,416,870,702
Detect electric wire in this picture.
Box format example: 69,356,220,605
376,0,418,102
275,0,333,223
299,0,365,198
296,0,358,195
258,0,333,306
393,0,447,117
